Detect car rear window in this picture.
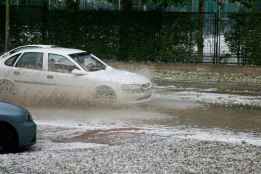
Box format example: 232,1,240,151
4,53,21,67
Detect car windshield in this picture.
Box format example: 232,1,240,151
70,52,106,72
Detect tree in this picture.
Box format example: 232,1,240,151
121,0,133,10
144,0,188,8
224,3,261,65
65,0,80,11
104,0,189,10
230,0,255,8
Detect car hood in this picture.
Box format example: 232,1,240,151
92,68,151,85
0,102,28,117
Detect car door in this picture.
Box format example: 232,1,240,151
11,51,50,98
46,53,95,101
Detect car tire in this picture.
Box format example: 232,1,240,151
0,123,18,153
96,86,117,103
0,80,15,97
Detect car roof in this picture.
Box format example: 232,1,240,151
20,44,55,48
22,47,86,55
0,45,55,58
16,45,55,49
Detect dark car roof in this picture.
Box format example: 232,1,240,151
0,102,27,117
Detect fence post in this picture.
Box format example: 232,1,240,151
4,0,10,51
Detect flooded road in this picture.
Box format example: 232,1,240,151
25,85,261,147
25,83,261,132
30,95,261,133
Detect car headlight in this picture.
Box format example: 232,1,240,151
121,83,152,93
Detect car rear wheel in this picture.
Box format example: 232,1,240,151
0,80,15,97
0,123,18,153
96,86,117,103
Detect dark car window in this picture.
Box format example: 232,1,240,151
15,52,43,70
48,53,79,74
4,53,21,67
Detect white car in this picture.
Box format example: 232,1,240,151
0,45,56,59
0,47,152,104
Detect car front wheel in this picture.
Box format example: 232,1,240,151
95,86,117,103
0,123,18,153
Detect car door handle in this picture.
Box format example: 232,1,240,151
46,75,54,79
14,71,20,75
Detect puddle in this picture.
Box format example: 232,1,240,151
31,88,261,134
55,128,144,145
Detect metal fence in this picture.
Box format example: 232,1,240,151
0,6,261,65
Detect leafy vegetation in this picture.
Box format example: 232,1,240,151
1,1,261,64
225,13,261,65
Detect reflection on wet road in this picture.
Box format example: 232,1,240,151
30,86,261,134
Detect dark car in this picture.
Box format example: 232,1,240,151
0,102,36,152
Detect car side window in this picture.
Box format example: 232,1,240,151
4,53,21,67
15,52,43,70
48,53,79,74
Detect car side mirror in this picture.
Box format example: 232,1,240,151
72,69,86,76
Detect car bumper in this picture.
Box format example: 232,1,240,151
119,89,153,104
16,121,37,148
